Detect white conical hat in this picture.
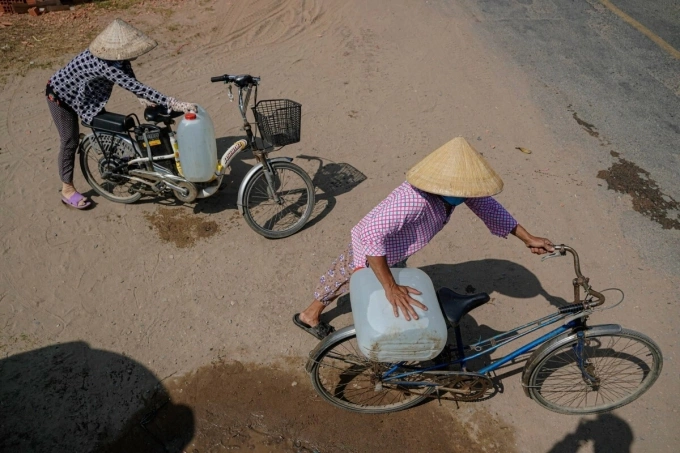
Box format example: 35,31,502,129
89,19,157,61
406,137,504,197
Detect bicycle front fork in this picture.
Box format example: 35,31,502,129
260,158,283,204
573,330,600,387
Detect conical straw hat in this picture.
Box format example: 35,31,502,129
406,137,504,197
89,19,157,61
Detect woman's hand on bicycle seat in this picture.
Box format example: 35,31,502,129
169,98,198,113
385,283,427,321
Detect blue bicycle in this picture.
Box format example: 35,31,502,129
306,245,662,414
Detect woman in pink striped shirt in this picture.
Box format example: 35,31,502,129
294,137,554,339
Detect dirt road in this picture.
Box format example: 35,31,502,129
1,1,677,452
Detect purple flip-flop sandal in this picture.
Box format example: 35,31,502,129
61,192,92,210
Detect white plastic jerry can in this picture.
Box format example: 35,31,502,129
176,105,218,182
350,267,448,362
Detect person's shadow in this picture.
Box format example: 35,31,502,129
421,260,568,309
548,414,634,453
0,341,194,453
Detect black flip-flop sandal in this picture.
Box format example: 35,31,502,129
293,314,335,340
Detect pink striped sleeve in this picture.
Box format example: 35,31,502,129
464,196,518,238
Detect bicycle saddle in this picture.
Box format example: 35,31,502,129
85,112,135,133
144,105,183,124
436,287,490,327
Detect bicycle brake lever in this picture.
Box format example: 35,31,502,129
227,84,234,102
541,251,564,262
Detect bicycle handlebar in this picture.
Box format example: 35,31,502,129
546,245,606,311
210,74,260,86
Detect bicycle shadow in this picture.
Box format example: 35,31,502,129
0,341,194,453
296,155,367,230
548,414,633,453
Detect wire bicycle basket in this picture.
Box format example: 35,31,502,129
253,99,301,147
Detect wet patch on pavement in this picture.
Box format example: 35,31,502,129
145,207,220,247
598,153,680,230
101,360,517,453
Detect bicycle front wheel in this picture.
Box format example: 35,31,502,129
308,331,434,414
527,328,662,415
241,161,314,239
79,133,142,204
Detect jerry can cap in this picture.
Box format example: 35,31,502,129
184,112,197,120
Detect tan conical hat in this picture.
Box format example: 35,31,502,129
406,137,504,197
89,19,157,61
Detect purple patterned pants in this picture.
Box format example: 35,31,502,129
313,244,355,305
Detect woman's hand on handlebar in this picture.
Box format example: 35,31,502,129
525,236,554,255
512,224,555,255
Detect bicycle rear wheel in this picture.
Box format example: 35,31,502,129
308,330,434,414
79,133,142,204
527,328,662,415
241,161,314,238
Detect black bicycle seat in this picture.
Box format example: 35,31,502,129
86,112,135,132
437,287,491,326
144,105,183,123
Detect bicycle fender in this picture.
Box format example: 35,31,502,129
520,323,622,397
236,157,293,214
305,325,357,374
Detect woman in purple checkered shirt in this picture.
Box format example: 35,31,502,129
294,137,554,339
47,19,196,209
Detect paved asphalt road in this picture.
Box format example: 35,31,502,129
441,0,680,276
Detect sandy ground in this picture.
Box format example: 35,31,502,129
1,0,678,452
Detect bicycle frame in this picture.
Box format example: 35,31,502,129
225,80,285,204
379,245,605,386
231,82,260,152
380,311,590,386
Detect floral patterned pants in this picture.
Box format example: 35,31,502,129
313,244,355,305
313,244,408,305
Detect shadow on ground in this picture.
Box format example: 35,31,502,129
297,154,367,230
0,341,193,453
421,260,569,309
193,143,367,236
322,259,568,327
135,359,518,453
548,414,633,453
